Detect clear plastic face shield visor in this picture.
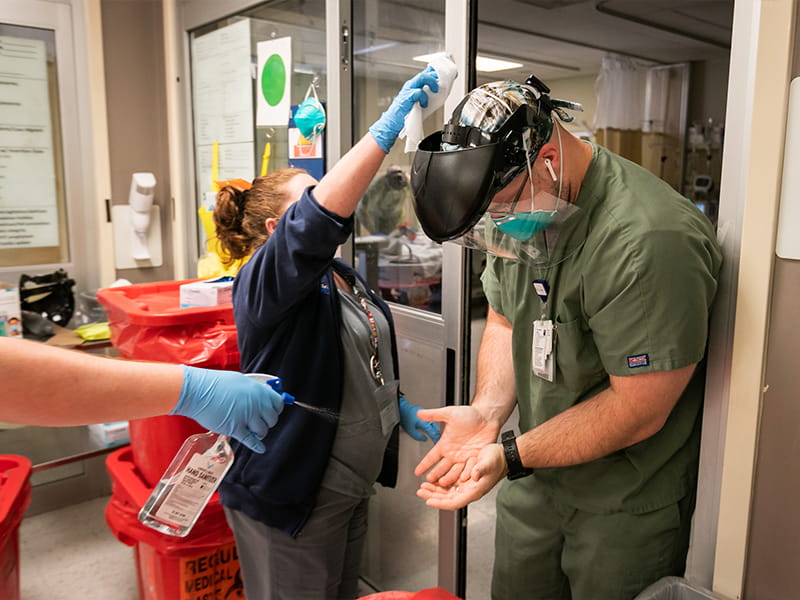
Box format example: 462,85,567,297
410,76,583,267
456,123,582,268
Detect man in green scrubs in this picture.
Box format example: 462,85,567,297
411,77,722,599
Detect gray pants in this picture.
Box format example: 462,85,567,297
224,487,369,600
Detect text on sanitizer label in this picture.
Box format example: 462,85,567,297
155,452,226,527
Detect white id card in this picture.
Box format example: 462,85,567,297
532,320,555,382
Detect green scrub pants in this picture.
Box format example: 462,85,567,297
491,481,695,600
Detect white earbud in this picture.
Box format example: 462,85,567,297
544,158,558,182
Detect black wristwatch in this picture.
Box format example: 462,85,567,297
501,431,534,480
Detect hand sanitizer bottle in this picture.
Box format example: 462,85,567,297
138,431,233,537
138,374,295,537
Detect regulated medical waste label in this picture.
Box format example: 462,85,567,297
180,542,243,600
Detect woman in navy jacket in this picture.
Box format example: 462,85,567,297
214,68,442,600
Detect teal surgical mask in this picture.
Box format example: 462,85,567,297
295,83,326,141
493,210,557,241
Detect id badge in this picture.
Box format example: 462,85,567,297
532,320,555,382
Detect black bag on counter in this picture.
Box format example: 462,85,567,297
19,268,76,326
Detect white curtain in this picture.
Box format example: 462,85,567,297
594,54,648,131
644,68,671,133
594,55,686,189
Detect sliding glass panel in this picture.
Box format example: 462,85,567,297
188,1,327,259
352,1,446,592
352,0,446,315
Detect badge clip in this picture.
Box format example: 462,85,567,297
532,280,549,304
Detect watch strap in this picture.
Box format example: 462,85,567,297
501,430,533,480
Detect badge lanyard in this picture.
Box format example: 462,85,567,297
349,283,385,386
531,277,555,382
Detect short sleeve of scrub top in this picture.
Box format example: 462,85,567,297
580,210,720,377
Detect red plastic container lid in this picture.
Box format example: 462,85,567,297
97,279,234,326
0,455,32,537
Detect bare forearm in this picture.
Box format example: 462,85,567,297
0,338,183,425
472,307,518,427
516,389,649,468
516,364,696,468
313,134,387,218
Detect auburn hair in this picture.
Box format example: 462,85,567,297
213,168,307,264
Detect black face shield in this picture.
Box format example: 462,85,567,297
410,104,552,242
410,75,582,243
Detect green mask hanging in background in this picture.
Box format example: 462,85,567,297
295,82,326,141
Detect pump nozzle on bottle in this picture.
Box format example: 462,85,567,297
247,374,337,422
262,376,295,405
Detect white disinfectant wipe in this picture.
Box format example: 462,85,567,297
400,54,458,153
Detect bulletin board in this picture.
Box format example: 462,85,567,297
190,18,255,209
0,24,69,267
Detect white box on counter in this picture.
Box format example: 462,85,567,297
179,277,234,308
0,284,22,337
88,421,130,446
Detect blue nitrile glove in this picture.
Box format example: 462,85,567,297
398,396,441,443
368,66,440,153
171,365,285,453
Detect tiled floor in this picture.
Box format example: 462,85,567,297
18,496,386,599
18,495,496,599
19,496,139,600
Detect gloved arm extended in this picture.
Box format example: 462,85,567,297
312,66,439,219
399,396,441,443
369,66,440,153
171,365,285,453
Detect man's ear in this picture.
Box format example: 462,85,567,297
537,143,560,177
538,142,558,165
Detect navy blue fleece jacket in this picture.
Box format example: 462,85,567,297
219,187,399,537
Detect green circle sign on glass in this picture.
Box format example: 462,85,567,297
261,54,286,107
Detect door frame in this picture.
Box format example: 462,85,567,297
0,0,114,291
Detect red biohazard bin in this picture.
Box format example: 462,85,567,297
0,455,32,600
97,279,240,487
105,446,243,600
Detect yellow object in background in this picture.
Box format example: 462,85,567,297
260,141,271,177
74,322,111,341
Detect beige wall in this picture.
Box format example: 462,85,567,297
548,74,597,139
101,0,173,283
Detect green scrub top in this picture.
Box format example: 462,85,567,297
481,144,723,514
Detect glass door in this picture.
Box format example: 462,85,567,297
352,0,474,597
187,0,328,264
351,1,446,591
351,0,474,595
